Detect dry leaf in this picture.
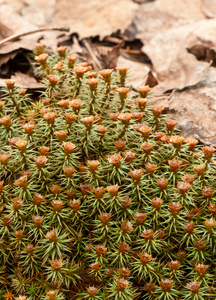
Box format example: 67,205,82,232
117,55,151,87
11,72,43,89
145,71,158,87
202,0,216,18
143,22,211,93
156,0,204,20
52,0,138,39
152,67,216,145
100,41,124,69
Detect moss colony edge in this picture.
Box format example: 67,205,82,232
0,45,215,299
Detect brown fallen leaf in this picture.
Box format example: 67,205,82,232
145,70,158,87
0,72,43,90
156,0,205,20
152,67,216,146
0,39,38,68
0,21,13,39
117,55,151,87
51,0,138,39
202,0,216,18
143,21,211,93
100,41,125,69
187,44,216,66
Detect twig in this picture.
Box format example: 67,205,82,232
82,39,102,70
0,27,69,48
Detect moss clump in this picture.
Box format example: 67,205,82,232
0,46,215,299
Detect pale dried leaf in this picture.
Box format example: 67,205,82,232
117,55,151,87
143,22,210,92
156,0,204,19
152,67,216,145
202,0,216,18
50,0,138,39
11,72,43,89
100,41,124,69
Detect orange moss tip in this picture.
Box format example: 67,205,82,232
70,99,83,112
145,163,157,175
57,46,67,57
50,184,61,195
135,212,147,225
54,130,68,141
135,124,151,137
14,175,28,189
121,220,133,233
116,279,129,291
177,182,191,195
67,55,76,68
170,136,185,148
65,112,77,124
46,230,58,242
117,67,129,76
99,213,111,225
0,100,5,109
87,286,98,297
168,261,180,271
141,142,154,154
100,69,113,81
52,200,64,212
141,229,154,241
33,193,45,206
165,119,177,131
81,115,94,128
57,99,69,108
0,153,10,165
187,282,200,294
151,197,163,210
137,85,151,98
129,169,143,184
38,146,50,156
0,115,11,128
122,151,136,162
169,202,182,216
43,112,57,124
63,142,76,155
22,122,35,135
5,79,16,91
87,78,99,90
160,279,174,292
87,160,100,172
35,53,48,65
107,154,122,168
114,140,126,151
70,199,81,212
152,106,164,118
93,187,105,199
118,113,133,124
74,66,88,77
47,74,60,87
34,156,48,169
36,43,45,55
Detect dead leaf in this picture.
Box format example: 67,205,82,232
187,44,216,66
156,0,205,20
202,0,216,18
100,41,125,69
0,22,13,39
145,71,158,87
117,55,151,87
152,67,216,145
51,0,138,39
142,21,211,93
11,72,43,89
0,39,39,67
